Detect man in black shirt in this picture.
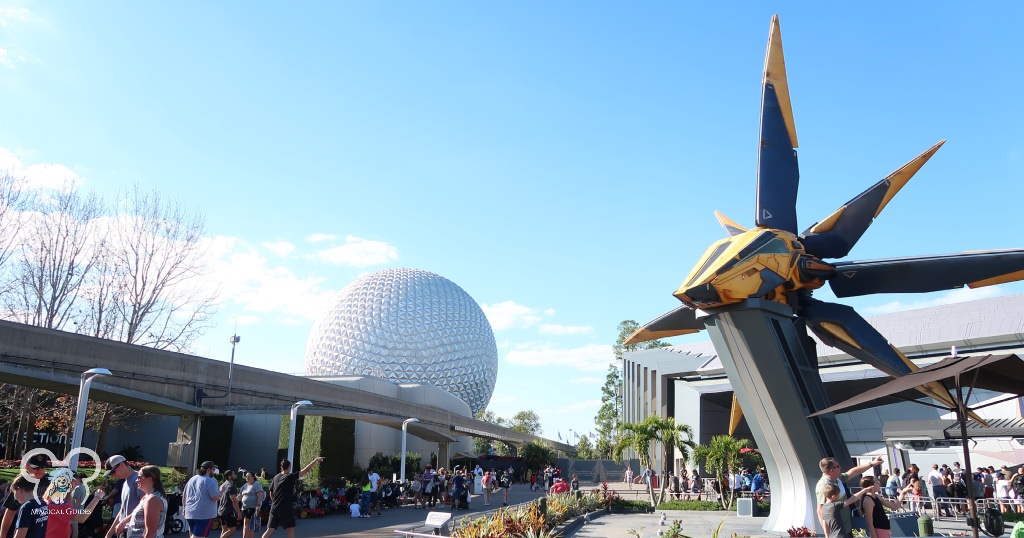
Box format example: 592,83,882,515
260,457,323,538
218,470,241,538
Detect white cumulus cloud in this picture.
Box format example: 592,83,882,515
206,235,337,322
0,148,81,190
262,240,295,257
306,233,336,243
481,301,541,330
862,287,1003,315
309,235,398,267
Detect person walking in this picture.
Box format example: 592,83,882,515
218,470,241,538
624,467,634,489
497,470,511,507
481,471,494,507
118,465,168,538
261,457,324,538
182,461,225,538
10,476,46,538
420,466,437,509
238,472,264,538
105,455,143,538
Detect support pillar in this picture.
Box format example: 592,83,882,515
437,441,450,471
168,414,202,473
703,299,849,535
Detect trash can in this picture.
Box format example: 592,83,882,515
918,513,934,536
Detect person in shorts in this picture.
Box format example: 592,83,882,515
238,472,264,538
218,470,241,538
183,461,225,538
261,457,323,538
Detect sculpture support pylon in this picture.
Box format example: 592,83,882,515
704,299,850,534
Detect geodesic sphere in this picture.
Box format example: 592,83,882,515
304,268,498,414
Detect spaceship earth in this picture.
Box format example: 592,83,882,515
304,268,498,414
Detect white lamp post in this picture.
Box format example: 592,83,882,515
70,368,111,470
400,418,420,483
287,400,313,465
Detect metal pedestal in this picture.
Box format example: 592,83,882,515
704,299,849,534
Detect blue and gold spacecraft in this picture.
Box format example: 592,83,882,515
626,15,1024,402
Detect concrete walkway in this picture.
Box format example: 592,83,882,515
566,510,979,538
240,482,983,537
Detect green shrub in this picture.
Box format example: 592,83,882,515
613,499,654,511
657,498,731,511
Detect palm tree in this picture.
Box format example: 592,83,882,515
693,434,760,509
612,415,695,506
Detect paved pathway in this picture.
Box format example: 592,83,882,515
237,481,982,537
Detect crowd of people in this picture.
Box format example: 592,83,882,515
0,453,543,538
816,456,1024,538
619,464,768,501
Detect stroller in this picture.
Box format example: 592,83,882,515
165,493,186,535
380,483,401,509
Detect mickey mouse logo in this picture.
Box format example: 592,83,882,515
21,447,103,503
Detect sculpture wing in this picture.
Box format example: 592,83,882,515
623,305,704,345
829,249,1024,298
799,298,964,411
756,15,800,234
715,211,748,237
801,141,945,259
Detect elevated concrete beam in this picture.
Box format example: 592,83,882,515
0,319,572,452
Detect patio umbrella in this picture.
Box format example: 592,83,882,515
808,352,1024,538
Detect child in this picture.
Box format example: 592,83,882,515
821,483,870,538
11,476,46,538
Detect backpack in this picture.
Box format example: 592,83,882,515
985,506,1005,537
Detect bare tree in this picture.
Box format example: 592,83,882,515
0,174,33,293
2,185,103,330
102,186,217,351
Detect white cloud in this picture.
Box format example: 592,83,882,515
543,308,556,316
862,287,1004,315
0,148,82,190
262,240,294,257
569,376,604,385
0,7,33,27
306,233,335,243
553,398,602,413
538,324,594,335
504,343,613,372
308,235,398,267
206,235,337,321
481,301,541,330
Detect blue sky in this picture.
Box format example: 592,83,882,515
2,2,1023,443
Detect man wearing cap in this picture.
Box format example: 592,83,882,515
103,455,141,538
1,454,50,538
183,461,225,538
